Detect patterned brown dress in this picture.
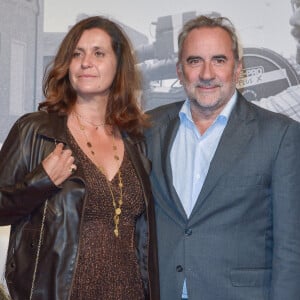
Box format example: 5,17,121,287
67,130,145,300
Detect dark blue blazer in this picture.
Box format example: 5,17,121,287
145,93,300,300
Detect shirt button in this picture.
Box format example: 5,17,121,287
176,265,183,272
185,228,192,236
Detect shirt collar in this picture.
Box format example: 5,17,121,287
179,90,238,125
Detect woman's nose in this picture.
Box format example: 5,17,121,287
81,55,93,68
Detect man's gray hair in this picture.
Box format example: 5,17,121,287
177,15,242,62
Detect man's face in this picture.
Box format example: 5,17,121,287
177,26,242,113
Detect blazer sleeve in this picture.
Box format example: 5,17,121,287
270,120,300,299
0,119,59,226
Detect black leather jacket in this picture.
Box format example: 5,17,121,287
0,111,159,300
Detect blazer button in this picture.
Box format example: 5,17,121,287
185,228,192,236
176,265,183,272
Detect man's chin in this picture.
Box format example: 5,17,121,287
190,97,223,110
189,97,232,118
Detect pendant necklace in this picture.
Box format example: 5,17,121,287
73,112,123,237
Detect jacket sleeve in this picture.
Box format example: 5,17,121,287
0,119,59,226
270,120,300,299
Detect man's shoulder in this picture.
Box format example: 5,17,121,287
238,94,299,126
146,101,183,125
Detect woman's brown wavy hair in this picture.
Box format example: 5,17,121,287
39,16,148,136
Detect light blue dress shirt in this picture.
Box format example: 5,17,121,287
170,91,237,298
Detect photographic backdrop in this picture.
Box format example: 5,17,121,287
0,0,299,290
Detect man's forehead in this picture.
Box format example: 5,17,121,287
181,29,234,58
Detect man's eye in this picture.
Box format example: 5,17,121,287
187,58,201,67
213,58,226,65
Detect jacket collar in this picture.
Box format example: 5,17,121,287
36,112,69,144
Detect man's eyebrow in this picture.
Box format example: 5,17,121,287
185,55,228,61
186,55,202,61
212,55,228,60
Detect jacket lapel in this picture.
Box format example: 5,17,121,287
161,116,189,219
189,96,256,221
149,103,189,223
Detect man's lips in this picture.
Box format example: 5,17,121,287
196,85,218,91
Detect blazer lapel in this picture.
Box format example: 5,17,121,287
149,102,189,223
189,96,256,221
162,116,189,220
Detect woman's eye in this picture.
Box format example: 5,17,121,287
95,51,104,57
72,52,81,58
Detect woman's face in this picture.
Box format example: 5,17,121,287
69,28,118,100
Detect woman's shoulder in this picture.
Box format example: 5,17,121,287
16,111,63,127
17,110,54,123
13,111,66,140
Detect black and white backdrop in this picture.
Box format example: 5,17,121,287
1,0,300,289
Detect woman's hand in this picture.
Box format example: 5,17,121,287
42,143,76,186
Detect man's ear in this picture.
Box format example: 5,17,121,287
176,62,184,85
234,60,243,83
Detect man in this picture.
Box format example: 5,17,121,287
145,15,300,300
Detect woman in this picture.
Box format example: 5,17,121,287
0,16,159,300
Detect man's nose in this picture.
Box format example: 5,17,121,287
199,61,215,80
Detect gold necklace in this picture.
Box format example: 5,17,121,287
73,111,106,130
73,113,123,237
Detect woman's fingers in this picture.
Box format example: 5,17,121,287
42,143,76,186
